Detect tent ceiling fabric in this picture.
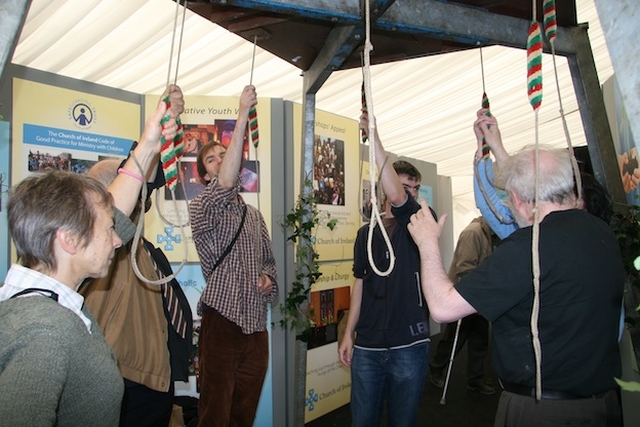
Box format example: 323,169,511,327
11,0,613,202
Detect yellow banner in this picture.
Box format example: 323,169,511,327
293,104,360,262
143,94,273,263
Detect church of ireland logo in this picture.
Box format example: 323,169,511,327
68,99,97,129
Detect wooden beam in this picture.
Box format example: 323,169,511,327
566,25,627,206
302,24,361,94
379,0,577,54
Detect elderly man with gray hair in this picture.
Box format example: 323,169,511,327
408,113,624,427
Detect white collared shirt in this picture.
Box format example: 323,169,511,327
0,264,92,332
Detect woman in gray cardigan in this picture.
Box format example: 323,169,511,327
0,86,183,426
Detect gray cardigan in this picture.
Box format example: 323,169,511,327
0,296,123,426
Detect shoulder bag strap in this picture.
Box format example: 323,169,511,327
211,202,248,272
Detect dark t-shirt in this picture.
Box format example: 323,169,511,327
456,209,624,395
352,194,436,349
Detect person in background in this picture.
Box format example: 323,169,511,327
81,156,193,427
0,92,180,426
473,108,614,237
428,216,498,395
190,85,278,427
338,112,436,427
408,129,624,425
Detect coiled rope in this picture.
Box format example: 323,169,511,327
363,0,395,277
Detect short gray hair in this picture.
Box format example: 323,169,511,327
502,145,576,205
8,170,112,270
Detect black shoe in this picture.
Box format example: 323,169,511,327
429,371,444,388
467,382,496,395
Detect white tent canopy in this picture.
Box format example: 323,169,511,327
10,0,613,232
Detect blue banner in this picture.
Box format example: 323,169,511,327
23,123,132,156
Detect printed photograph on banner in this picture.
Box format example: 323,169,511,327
611,80,640,203
308,286,351,350
165,157,204,201
305,261,353,423
162,157,260,201
71,158,100,175
182,120,250,159
169,122,260,200
293,104,360,262
240,160,260,193
27,150,71,171
26,150,121,175
313,135,345,206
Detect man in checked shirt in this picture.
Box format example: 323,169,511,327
190,85,278,427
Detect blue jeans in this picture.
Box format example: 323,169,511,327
350,342,429,427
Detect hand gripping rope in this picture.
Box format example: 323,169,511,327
473,47,514,225
130,0,190,286
362,0,395,277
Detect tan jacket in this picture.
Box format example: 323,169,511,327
80,240,171,392
448,217,496,283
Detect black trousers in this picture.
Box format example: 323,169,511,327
430,313,491,385
120,379,174,427
493,388,621,427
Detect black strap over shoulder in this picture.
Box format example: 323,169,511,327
212,202,248,272
10,288,59,302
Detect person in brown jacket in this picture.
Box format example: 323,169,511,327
81,156,193,427
428,216,498,395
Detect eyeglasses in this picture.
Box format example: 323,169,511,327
402,184,421,192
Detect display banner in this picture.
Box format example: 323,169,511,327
12,78,139,181
293,104,360,262
305,261,353,423
11,78,140,262
143,94,273,263
603,76,640,204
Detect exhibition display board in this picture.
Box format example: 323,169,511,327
5,69,442,426
12,78,139,182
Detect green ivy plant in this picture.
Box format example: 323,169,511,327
611,204,640,315
611,203,640,392
278,178,337,342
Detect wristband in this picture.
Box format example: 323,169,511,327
117,168,144,183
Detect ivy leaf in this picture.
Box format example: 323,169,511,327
615,378,640,392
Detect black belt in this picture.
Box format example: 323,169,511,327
500,382,608,400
